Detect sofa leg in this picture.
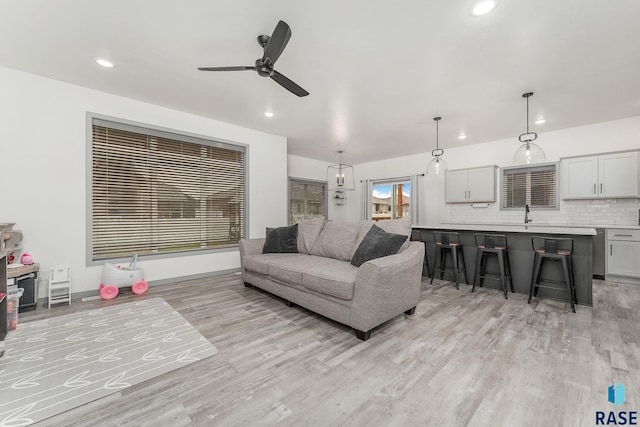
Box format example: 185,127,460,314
284,300,295,307
404,306,416,315
355,329,371,341
244,282,253,288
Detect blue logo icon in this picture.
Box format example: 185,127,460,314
608,383,625,406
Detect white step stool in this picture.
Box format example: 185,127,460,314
49,266,72,308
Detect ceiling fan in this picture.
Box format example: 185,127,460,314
198,20,309,97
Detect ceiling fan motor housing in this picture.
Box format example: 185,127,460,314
255,59,274,77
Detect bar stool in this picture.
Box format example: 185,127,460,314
473,234,514,299
431,231,467,289
410,229,432,278
528,236,577,313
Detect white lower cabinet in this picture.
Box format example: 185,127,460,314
606,229,640,283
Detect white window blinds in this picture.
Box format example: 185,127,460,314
502,164,557,209
91,119,246,260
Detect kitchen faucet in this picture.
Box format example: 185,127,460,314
524,204,532,223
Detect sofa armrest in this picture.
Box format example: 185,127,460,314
239,238,265,258
350,241,424,332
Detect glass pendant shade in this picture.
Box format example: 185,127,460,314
427,116,447,175
427,155,447,175
514,92,546,164
513,142,546,164
326,150,355,191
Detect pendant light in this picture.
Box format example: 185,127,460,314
513,92,546,164
427,116,447,175
327,150,355,191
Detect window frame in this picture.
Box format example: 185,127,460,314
288,177,327,224
500,161,560,211
371,177,411,221
86,113,249,266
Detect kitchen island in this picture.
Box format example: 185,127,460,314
413,223,596,306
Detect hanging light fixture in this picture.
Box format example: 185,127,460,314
327,150,354,206
327,150,355,190
427,116,447,175
513,92,546,164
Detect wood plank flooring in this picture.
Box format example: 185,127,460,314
18,272,640,426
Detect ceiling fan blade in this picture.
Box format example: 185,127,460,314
262,20,291,65
197,66,255,71
271,71,309,97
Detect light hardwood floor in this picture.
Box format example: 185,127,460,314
20,273,640,426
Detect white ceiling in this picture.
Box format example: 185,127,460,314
1,1,639,164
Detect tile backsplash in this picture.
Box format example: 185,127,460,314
448,198,640,226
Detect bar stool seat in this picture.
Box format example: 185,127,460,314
528,236,577,313
473,234,514,299
430,231,467,289
411,229,432,278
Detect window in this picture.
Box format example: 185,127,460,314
501,163,558,209
90,118,246,261
372,179,411,221
289,178,327,224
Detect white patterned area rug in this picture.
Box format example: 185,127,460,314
0,297,218,426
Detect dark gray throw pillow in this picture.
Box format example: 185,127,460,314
351,224,406,267
262,224,299,254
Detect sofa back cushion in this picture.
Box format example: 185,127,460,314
309,221,361,261
350,217,412,259
296,217,327,254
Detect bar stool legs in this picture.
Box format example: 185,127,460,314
528,236,577,313
430,232,467,289
472,234,514,299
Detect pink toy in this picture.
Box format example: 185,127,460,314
21,253,34,265
99,255,149,299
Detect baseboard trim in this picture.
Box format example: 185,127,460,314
37,268,241,305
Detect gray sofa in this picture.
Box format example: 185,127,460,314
239,218,425,340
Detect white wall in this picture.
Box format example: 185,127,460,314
0,66,287,296
288,116,640,226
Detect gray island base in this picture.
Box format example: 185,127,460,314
413,224,594,306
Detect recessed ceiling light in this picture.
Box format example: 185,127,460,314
535,118,546,124
95,58,114,68
264,112,274,117
471,0,498,16
458,134,467,140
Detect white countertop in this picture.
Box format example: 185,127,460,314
414,223,598,235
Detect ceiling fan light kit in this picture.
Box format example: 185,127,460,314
198,20,309,97
427,116,447,175
513,92,546,164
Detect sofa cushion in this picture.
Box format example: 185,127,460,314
350,224,407,267
296,217,327,254
268,254,328,286
263,224,298,253
242,253,294,275
309,221,360,261
302,259,358,300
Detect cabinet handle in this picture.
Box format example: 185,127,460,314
468,190,471,199
600,183,603,194
610,244,612,256
614,234,633,237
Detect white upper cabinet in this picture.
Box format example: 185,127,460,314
561,151,638,199
445,166,497,203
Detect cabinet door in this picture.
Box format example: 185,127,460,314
562,156,598,199
599,152,639,198
607,241,640,277
467,167,496,202
445,170,468,203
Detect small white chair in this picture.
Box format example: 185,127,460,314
49,266,72,308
